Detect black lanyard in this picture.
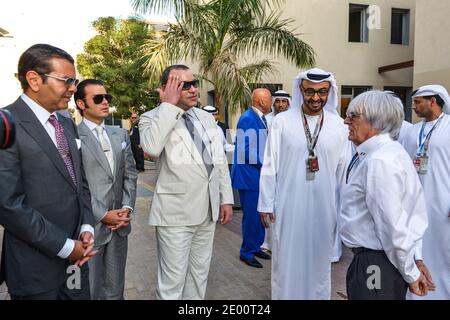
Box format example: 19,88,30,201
346,153,360,184
301,108,324,156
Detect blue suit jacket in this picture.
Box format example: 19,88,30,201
231,108,268,191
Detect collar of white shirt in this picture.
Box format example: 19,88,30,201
21,93,58,125
252,106,264,118
356,133,392,157
83,118,105,133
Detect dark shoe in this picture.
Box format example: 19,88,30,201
255,251,271,260
240,257,263,268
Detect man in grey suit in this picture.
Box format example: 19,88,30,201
140,65,234,300
74,79,137,300
0,44,95,299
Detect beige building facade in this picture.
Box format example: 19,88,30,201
203,0,419,128
275,0,416,120
413,0,450,96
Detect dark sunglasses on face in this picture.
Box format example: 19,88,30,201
91,94,113,104
181,79,200,91
43,74,79,87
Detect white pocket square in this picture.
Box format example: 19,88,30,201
75,139,81,149
121,141,127,150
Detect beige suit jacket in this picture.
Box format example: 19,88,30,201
140,103,233,226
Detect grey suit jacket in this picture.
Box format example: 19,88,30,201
0,97,94,296
78,122,137,247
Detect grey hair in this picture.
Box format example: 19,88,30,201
347,90,404,139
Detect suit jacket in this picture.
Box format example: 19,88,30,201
139,103,234,226
217,121,228,137
77,122,137,247
231,107,268,191
130,123,141,147
0,97,94,295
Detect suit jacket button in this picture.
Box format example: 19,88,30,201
176,113,180,120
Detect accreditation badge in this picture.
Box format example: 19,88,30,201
413,155,429,174
306,155,319,181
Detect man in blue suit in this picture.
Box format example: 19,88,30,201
232,88,272,268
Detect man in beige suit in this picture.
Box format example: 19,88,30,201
140,65,234,300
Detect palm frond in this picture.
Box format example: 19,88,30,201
141,21,213,83
239,59,276,85
138,0,314,114
227,11,315,68
208,51,275,112
131,0,188,17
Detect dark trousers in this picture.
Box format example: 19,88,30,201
239,190,265,260
11,264,91,300
346,248,408,300
131,144,145,170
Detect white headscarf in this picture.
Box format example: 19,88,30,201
271,90,291,113
412,84,450,114
202,105,218,113
291,67,339,115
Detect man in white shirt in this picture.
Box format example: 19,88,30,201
75,79,137,299
258,68,351,299
265,90,291,126
401,85,450,300
260,91,291,255
202,105,235,156
340,90,432,299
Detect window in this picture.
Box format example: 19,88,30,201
391,9,410,45
340,86,372,118
349,4,369,43
384,86,413,122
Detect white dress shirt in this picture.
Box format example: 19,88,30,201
340,133,428,284
21,94,94,259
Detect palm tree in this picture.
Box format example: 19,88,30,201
132,0,315,114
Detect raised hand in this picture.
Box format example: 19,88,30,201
156,74,183,106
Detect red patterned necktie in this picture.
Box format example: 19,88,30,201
48,114,77,185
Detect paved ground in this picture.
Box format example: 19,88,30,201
0,161,351,300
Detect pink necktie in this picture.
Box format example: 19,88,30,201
48,114,77,186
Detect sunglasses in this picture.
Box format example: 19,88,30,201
181,79,200,91
90,94,113,104
44,74,79,87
